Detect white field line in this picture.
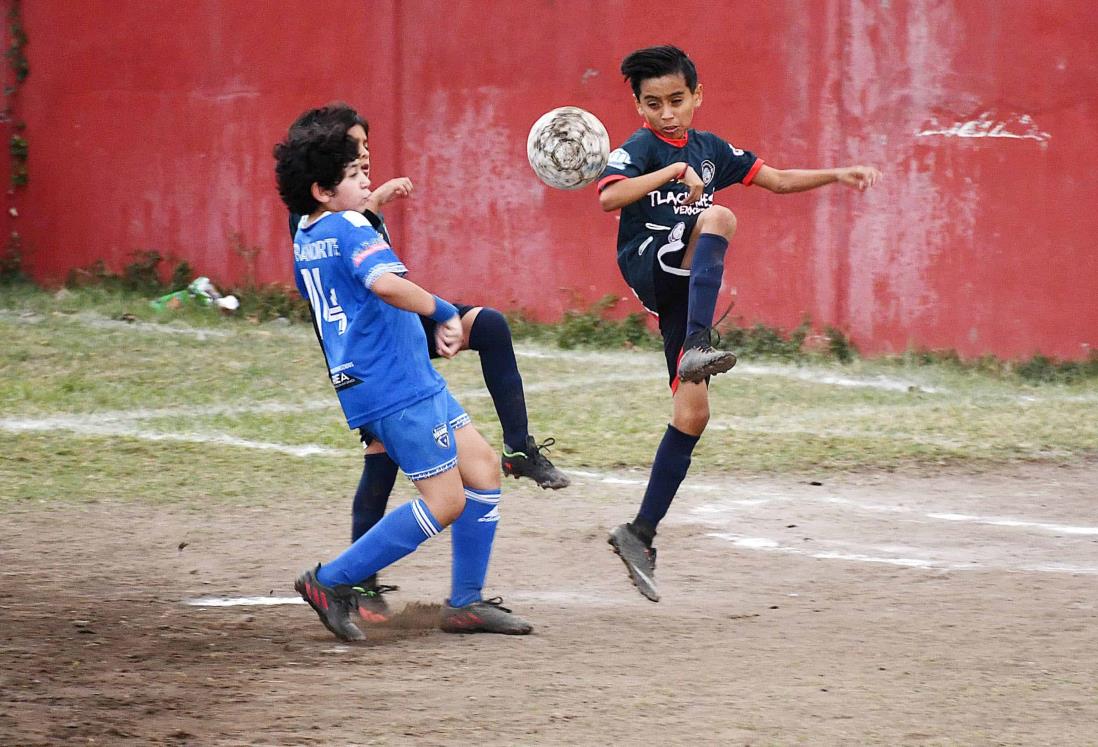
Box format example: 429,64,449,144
516,344,948,394
688,493,1098,537
706,531,1098,575
0,417,343,457
186,596,305,607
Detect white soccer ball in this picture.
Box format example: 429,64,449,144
527,106,610,190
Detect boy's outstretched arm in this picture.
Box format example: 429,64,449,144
371,273,462,357
751,164,881,194
599,161,702,211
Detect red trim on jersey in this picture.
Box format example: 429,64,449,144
643,122,688,148
597,174,627,193
743,157,765,186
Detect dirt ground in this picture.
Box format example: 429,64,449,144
2,460,1097,745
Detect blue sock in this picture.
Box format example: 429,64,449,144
449,487,500,607
635,425,701,536
317,498,441,586
686,233,729,339
468,308,529,450
351,453,399,542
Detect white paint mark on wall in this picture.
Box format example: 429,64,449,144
915,112,1051,142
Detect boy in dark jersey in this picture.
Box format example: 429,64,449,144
286,104,568,622
275,116,532,640
598,45,881,601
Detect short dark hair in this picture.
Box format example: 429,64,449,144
289,101,369,139
273,121,359,215
620,45,698,98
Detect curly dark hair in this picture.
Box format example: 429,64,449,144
273,121,359,215
620,45,698,98
289,101,369,139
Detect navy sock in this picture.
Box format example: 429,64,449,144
467,308,529,450
686,233,729,339
351,453,399,543
635,424,701,533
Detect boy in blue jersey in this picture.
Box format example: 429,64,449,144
274,118,532,641
285,103,568,624
598,45,881,601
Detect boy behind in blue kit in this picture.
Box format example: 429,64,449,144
274,117,532,641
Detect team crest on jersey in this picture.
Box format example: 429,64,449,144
701,160,716,185
607,148,631,169
432,423,450,449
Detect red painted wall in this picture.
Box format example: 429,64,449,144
8,0,1097,360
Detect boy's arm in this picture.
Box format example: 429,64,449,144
751,164,881,194
598,162,702,211
371,272,462,357
364,177,414,214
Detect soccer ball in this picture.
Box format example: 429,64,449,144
527,106,610,190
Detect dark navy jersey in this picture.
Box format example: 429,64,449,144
291,210,445,429
597,125,763,254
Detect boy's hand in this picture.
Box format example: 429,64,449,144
837,166,881,192
434,316,463,359
679,166,705,205
369,177,414,208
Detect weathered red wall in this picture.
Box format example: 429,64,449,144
8,0,1097,360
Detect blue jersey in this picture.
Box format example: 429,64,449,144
292,210,445,429
598,125,763,255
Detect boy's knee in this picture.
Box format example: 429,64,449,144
672,404,710,436
699,206,737,239
468,307,512,350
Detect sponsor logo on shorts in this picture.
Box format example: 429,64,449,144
432,423,450,449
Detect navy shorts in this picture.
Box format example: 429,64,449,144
617,218,698,388
358,389,470,481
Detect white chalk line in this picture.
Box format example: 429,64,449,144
689,493,1098,537
0,417,345,458
187,596,304,607
707,532,1098,575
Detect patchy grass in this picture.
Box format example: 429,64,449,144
2,287,1096,505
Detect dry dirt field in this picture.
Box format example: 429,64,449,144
2,460,1097,745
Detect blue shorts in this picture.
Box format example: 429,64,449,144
360,389,470,481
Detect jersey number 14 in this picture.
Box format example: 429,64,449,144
299,267,348,338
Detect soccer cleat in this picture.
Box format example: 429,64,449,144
440,597,533,635
350,575,399,625
608,523,660,602
677,329,737,383
294,565,366,642
502,436,571,490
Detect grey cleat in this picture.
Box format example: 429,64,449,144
440,597,533,635
294,565,366,642
502,436,571,490
677,344,737,383
608,523,660,602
